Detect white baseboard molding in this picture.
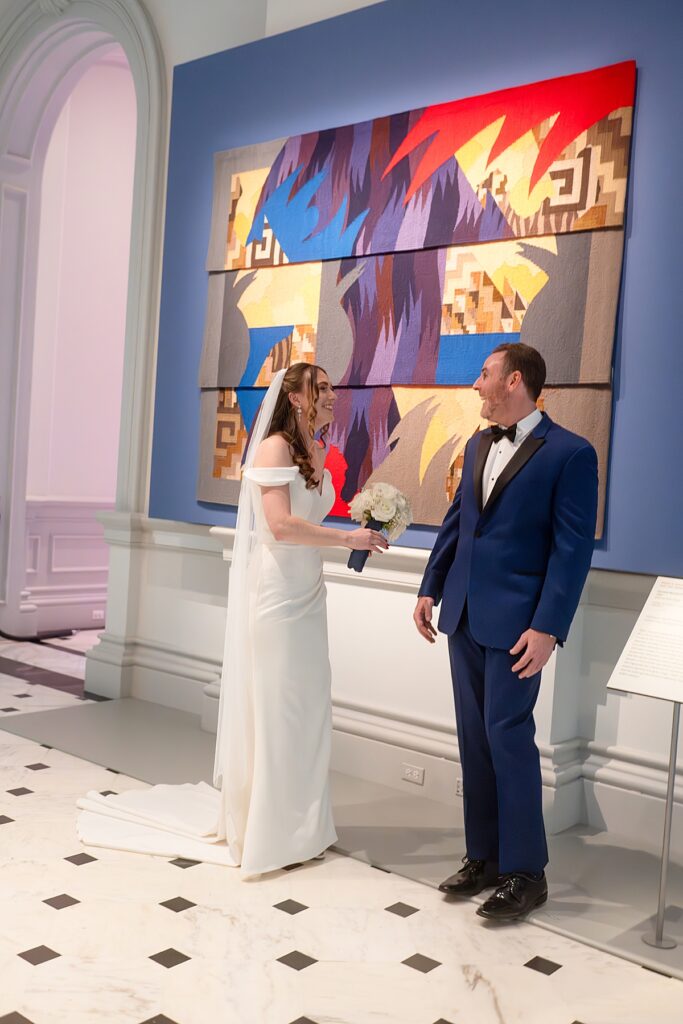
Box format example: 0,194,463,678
585,780,683,859
85,632,221,710
330,699,586,834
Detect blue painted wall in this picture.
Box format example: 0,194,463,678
149,0,683,575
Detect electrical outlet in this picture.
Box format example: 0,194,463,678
401,762,425,786
92,609,105,621
455,778,463,797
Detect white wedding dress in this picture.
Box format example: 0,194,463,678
76,465,338,877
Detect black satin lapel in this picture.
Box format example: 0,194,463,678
484,434,546,511
474,433,495,513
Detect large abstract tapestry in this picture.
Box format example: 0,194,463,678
198,61,636,535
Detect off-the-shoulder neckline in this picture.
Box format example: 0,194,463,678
247,465,330,492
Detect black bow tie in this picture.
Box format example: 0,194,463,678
490,423,517,443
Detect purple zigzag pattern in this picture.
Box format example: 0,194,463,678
338,248,447,387
252,110,513,259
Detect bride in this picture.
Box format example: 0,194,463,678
76,363,387,877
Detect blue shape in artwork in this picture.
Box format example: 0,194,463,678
239,326,294,387
235,387,267,433
247,166,368,262
435,333,521,385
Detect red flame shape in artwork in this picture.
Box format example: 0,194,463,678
383,61,635,202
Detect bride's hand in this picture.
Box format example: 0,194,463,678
346,527,389,553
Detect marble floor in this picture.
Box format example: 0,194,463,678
1,635,682,1023
3,727,683,1024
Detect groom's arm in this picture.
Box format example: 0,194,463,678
530,443,598,643
418,477,463,606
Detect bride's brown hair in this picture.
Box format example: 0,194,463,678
266,362,330,490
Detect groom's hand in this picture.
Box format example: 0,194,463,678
510,629,556,678
414,597,437,644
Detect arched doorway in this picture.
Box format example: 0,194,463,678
0,0,166,647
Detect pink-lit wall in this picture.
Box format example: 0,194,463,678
27,52,136,501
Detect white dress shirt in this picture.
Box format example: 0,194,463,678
482,408,543,506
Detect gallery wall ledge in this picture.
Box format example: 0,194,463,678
97,510,225,557
211,525,429,592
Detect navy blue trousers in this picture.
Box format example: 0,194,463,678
448,605,548,874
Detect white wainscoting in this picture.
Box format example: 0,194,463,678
24,499,114,633
87,513,683,855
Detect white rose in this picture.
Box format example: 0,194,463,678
372,498,396,522
349,489,373,521
372,482,395,501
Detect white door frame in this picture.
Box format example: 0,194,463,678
0,0,166,641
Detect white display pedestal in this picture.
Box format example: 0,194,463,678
607,576,683,950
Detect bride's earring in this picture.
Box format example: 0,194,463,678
296,406,302,419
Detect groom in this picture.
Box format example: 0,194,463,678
413,343,598,921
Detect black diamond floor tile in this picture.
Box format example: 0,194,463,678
160,897,196,913
140,1016,182,1024
402,953,441,973
43,893,80,910
432,1019,456,1024
288,1018,319,1024
106,767,120,773
99,790,118,796
40,744,52,749
0,815,14,824
525,955,562,976
1,707,19,713
149,948,191,968
13,693,32,699
274,899,308,915
64,852,97,865
25,763,49,771
0,1013,37,1023
7,788,33,796
283,861,304,871
18,945,61,965
169,857,201,869
276,950,317,971
385,901,420,917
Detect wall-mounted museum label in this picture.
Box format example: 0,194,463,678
607,577,683,702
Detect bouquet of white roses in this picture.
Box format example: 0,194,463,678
347,483,413,572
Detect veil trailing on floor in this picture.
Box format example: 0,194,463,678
213,368,287,855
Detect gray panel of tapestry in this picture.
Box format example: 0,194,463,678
205,138,286,273
519,229,623,385
199,271,256,388
197,389,241,506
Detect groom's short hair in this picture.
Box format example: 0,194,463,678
492,343,546,401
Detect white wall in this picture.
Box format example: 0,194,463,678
27,53,136,502
265,0,386,37
140,0,267,69
139,0,386,70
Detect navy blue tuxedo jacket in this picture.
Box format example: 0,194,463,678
418,413,598,649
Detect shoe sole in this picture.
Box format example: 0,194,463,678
439,881,499,897
476,890,548,921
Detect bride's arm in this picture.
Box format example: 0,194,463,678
253,436,387,552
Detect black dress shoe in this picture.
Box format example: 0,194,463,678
438,857,501,896
476,871,548,921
